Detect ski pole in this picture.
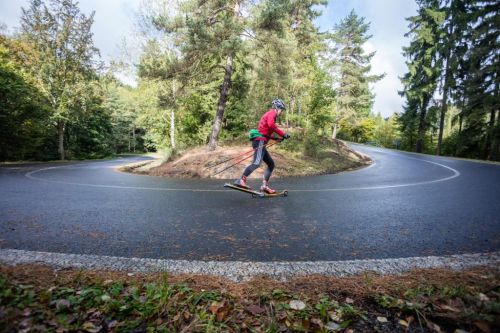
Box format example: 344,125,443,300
210,140,280,177
211,152,255,177
206,140,279,169
206,147,257,169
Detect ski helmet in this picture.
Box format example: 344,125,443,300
272,98,286,110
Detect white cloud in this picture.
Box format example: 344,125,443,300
364,41,405,116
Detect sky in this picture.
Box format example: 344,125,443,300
0,0,418,117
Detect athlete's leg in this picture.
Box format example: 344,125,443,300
260,150,276,193
262,150,275,182
234,140,264,187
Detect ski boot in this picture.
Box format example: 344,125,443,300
234,176,250,189
260,180,276,194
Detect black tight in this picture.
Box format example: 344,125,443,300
242,140,275,181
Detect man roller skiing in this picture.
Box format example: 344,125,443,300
233,99,290,194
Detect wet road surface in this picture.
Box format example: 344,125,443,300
1,145,499,261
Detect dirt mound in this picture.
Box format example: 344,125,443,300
145,140,371,179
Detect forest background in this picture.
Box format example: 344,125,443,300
0,0,498,162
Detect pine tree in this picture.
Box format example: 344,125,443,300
328,10,384,139
459,0,499,159
434,0,470,155
400,0,443,153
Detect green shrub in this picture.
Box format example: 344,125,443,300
303,132,320,157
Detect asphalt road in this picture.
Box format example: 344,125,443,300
1,145,499,262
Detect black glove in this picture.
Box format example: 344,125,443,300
283,133,291,139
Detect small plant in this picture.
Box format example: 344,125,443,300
315,296,336,322
439,285,467,298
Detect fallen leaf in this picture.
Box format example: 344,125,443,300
101,294,111,302
276,311,287,321
208,301,223,315
103,279,113,285
86,308,97,314
329,311,341,322
311,318,323,327
449,298,465,308
478,293,490,302
377,316,388,323
88,311,102,320
82,321,101,333
48,319,58,327
474,321,491,333
208,301,229,322
127,273,134,277
399,319,409,327
54,299,71,311
439,304,460,312
155,318,163,325
325,321,341,331
245,304,266,315
427,321,442,332
345,297,354,304
19,318,31,328
454,329,470,333
289,300,306,310
216,309,227,322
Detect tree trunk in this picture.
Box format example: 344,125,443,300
132,128,136,153
207,1,239,151
437,1,454,156
288,95,296,127
332,123,338,139
208,54,233,151
415,96,430,153
171,80,176,150
485,109,496,160
170,109,176,150
437,74,451,155
486,82,498,160
57,121,65,160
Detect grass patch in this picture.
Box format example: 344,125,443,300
1,265,498,332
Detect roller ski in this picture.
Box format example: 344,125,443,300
224,179,288,198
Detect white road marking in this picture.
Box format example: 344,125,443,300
24,153,461,192
0,248,497,281
296,156,460,192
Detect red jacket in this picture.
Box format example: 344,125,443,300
257,109,285,141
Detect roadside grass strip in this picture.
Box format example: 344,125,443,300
1,262,498,332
